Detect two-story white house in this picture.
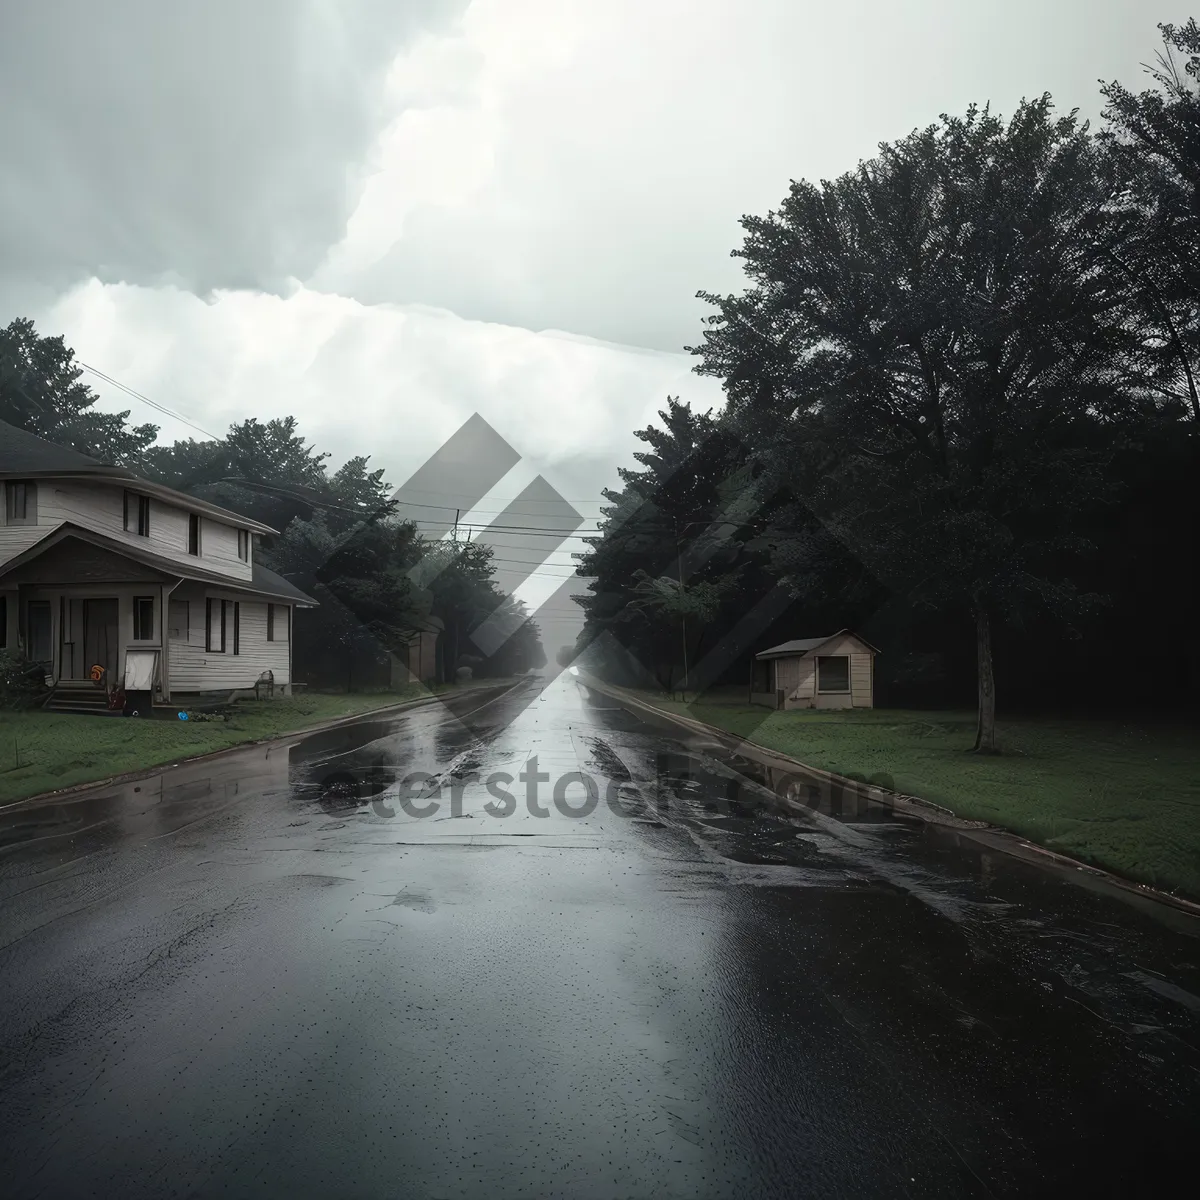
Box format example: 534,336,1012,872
0,419,317,708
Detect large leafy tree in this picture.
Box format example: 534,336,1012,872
410,540,544,679
574,398,773,693
141,416,391,535
691,98,1141,751
266,510,428,689
0,318,157,464
1100,19,1200,423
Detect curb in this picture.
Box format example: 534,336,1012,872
580,674,1200,920
0,679,528,814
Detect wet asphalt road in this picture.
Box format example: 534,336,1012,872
2,677,1200,1198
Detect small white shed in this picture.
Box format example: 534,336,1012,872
751,629,878,710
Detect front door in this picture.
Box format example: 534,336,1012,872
82,598,119,684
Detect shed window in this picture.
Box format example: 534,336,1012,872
816,654,850,693
4,480,37,526
133,596,155,641
237,529,250,562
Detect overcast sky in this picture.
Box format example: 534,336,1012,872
0,0,1187,649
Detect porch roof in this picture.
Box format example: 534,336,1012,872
0,523,318,606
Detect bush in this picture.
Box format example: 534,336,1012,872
0,652,50,710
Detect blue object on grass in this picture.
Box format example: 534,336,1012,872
178,711,189,720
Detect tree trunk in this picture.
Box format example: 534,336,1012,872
973,602,998,753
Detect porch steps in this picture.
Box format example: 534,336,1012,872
44,682,118,716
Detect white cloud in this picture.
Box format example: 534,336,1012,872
43,279,724,495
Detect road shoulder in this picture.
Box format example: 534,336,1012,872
579,673,1200,920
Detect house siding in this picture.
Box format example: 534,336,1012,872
0,523,53,570
168,585,291,692
794,658,816,701
774,656,801,694
33,480,253,582
850,653,873,707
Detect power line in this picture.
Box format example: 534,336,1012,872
395,499,600,518
73,366,645,515
391,484,615,506
78,362,220,439
482,554,588,568
487,562,589,578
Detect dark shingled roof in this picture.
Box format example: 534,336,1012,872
252,561,320,607
0,418,126,475
755,629,880,659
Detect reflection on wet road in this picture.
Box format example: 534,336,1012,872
2,677,1199,1197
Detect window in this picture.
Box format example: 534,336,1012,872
4,480,37,526
205,599,240,654
168,600,189,641
267,604,290,642
133,596,155,641
206,598,226,653
237,529,250,562
816,654,850,693
188,513,201,556
124,491,150,537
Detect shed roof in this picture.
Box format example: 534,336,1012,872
755,629,880,659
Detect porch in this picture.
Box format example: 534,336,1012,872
11,584,170,701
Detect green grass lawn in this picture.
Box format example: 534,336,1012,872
642,693,1200,899
0,686,447,806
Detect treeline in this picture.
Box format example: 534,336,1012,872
573,21,1200,749
0,319,545,688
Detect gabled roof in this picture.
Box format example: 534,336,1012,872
0,418,277,535
755,629,880,659
0,523,318,606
